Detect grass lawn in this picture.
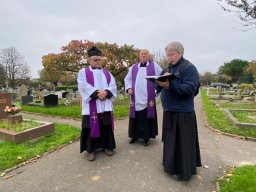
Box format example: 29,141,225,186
21,97,130,119
218,165,256,192
217,102,256,110
0,123,80,173
0,119,42,132
232,111,256,124
201,89,256,138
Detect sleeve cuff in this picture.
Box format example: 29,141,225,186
90,90,99,99
104,89,113,99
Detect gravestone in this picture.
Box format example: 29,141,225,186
66,93,72,102
42,89,49,97
0,93,12,119
237,89,241,99
20,84,28,97
43,94,58,107
55,91,63,99
22,95,33,105
75,91,80,99
11,93,17,103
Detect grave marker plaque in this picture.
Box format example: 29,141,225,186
0,93,12,119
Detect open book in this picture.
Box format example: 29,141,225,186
145,73,178,83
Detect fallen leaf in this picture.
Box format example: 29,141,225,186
4,174,14,179
203,165,209,169
91,176,100,181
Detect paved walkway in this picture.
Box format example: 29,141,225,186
0,95,256,192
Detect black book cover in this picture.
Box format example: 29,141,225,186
145,73,178,83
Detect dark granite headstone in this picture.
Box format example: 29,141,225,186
22,95,33,105
0,93,12,119
43,94,58,107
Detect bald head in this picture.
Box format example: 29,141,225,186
139,49,150,63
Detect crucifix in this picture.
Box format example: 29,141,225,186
91,112,97,123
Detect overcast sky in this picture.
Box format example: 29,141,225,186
0,0,255,78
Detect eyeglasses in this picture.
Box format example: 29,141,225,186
92,59,101,62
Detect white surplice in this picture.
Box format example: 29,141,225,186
77,66,117,115
124,61,162,111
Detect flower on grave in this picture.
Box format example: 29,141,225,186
4,105,22,116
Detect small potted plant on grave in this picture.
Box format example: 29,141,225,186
4,105,23,123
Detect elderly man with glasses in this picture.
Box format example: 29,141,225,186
77,46,117,161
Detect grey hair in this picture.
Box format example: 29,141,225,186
165,41,184,54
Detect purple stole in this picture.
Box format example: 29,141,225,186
85,67,114,138
130,60,156,118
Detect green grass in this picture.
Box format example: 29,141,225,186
22,97,130,119
0,119,42,132
218,103,256,110
232,111,256,124
201,89,256,138
218,165,256,192
0,123,80,172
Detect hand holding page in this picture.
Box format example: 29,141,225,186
145,72,178,83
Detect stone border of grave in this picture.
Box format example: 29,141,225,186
0,119,54,144
223,108,256,129
204,102,256,142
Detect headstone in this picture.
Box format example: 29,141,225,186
237,89,241,99
66,93,72,102
42,89,49,97
43,94,58,107
20,84,28,97
22,95,33,105
11,93,17,103
75,91,80,99
55,91,63,99
0,93,12,119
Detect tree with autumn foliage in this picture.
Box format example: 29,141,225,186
244,60,256,82
41,40,140,89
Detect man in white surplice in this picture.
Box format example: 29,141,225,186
77,46,117,161
124,49,162,146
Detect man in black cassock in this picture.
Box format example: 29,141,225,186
124,49,162,146
77,46,117,161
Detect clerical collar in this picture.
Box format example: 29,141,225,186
91,66,102,70
140,62,147,67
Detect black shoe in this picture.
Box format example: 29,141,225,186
129,138,137,144
143,139,150,146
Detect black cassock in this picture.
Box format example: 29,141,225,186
128,107,158,140
162,111,201,181
80,112,116,153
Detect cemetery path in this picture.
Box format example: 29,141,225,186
1,95,256,192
